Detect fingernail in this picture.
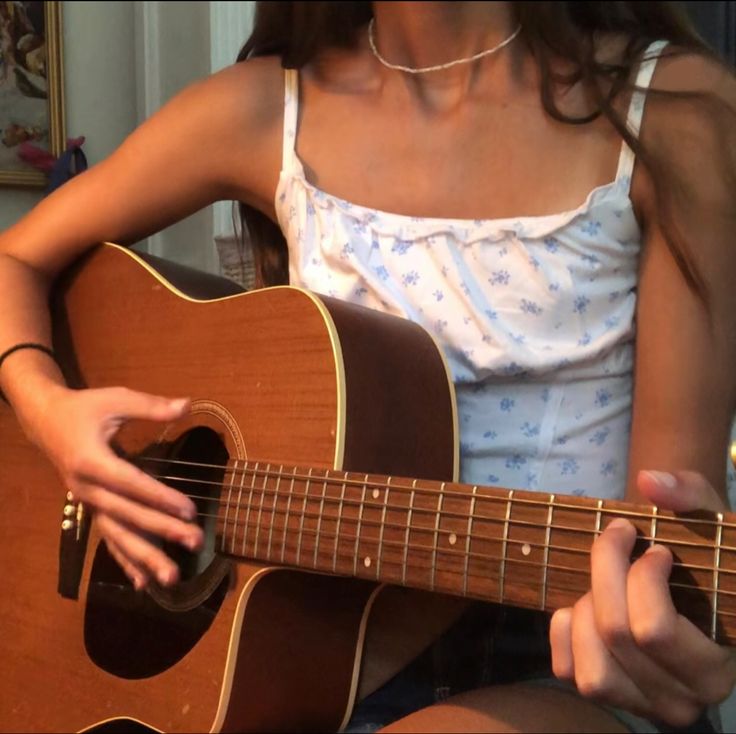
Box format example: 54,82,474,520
185,534,200,551
180,505,196,521
645,543,669,558
607,518,631,531
643,470,677,489
170,398,189,412
157,567,174,586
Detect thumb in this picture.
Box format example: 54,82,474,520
637,470,726,513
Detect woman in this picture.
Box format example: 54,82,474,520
0,2,734,732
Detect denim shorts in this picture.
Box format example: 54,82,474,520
344,602,720,734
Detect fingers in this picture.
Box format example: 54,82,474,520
37,386,199,591
552,505,736,727
102,387,190,425
75,449,198,521
571,593,653,716
97,513,180,587
53,386,197,521
84,483,202,551
551,594,661,722
104,535,149,590
627,544,736,704
590,519,696,717
636,469,726,513
552,519,719,727
550,607,574,680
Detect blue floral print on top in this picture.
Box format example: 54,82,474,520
275,42,735,505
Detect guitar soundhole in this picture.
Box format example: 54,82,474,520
84,426,231,679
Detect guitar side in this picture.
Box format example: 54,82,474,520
0,244,457,733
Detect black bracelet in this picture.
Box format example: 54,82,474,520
0,342,57,373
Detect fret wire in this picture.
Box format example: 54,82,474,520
541,494,555,610
313,469,329,569
265,464,283,561
211,507,736,603
219,520,736,613
231,459,251,555
713,512,724,640
352,475,369,576
463,486,478,596
220,460,238,554
251,461,270,558
499,490,514,604
595,498,603,536
295,467,313,567
218,483,736,555
280,465,297,564
650,505,659,548
332,474,348,573
430,483,446,592
240,461,261,557
402,480,418,586
189,467,736,540
375,477,392,580
152,459,736,533
214,496,736,578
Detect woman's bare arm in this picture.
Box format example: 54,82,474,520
0,57,282,415
626,51,736,505
0,56,284,587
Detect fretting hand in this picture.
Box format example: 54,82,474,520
550,470,736,727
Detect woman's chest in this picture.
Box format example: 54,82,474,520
294,83,625,222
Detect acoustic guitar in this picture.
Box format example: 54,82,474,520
1,243,734,733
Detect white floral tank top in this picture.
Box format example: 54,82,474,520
275,41,736,501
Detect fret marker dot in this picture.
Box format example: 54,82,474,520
364,556,372,568
522,543,531,556
372,488,380,499
449,533,457,546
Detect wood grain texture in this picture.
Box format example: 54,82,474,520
215,467,736,646
0,244,457,733
4,243,733,734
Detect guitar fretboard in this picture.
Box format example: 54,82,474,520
208,461,736,645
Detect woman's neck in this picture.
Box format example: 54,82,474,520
371,3,516,71
369,1,523,105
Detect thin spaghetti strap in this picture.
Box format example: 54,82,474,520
614,40,670,191
281,68,299,173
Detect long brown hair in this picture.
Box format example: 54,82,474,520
235,1,733,303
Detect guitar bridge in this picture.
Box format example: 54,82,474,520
58,492,90,599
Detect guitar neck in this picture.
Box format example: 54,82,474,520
211,460,736,646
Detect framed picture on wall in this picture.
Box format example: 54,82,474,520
0,1,65,187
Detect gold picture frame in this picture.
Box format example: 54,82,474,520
0,1,65,188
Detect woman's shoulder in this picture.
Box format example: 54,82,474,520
633,46,735,256
197,54,286,130
149,54,286,164
641,46,735,170
160,54,287,208
647,44,736,102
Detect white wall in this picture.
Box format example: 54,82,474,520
134,0,215,272
0,1,255,274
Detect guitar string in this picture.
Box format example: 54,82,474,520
203,511,736,609
149,472,736,568
189,501,736,581
152,469,736,552
140,457,736,532
172,477,733,553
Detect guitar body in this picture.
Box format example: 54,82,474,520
0,244,457,733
